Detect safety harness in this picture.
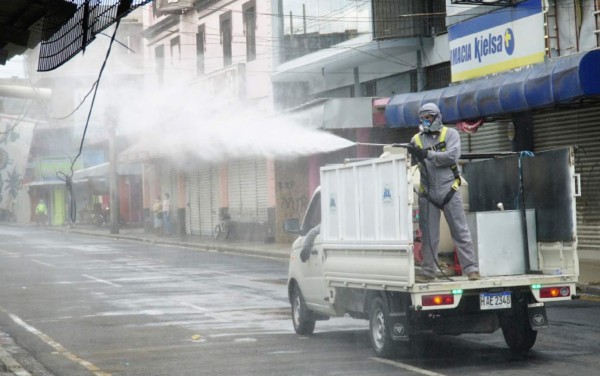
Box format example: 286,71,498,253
414,126,461,210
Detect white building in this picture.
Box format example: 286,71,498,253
135,0,280,240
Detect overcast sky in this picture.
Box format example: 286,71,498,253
0,56,25,79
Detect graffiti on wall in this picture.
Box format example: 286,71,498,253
278,179,308,214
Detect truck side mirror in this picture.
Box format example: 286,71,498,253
284,218,302,234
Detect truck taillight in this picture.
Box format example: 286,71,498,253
422,294,454,306
539,286,570,298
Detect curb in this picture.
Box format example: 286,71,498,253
0,347,31,376
55,227,291,262
578,284,600,298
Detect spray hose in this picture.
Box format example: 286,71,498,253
354,142,411,148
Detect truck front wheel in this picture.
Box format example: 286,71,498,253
369,297,398,358
291,285,315,335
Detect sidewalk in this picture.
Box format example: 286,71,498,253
55,224,292,261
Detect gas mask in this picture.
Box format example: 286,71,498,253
418,103,443,133
419,114,442,133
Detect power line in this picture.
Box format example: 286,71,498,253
56,20,122,224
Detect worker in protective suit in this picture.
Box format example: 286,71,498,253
406,103,480,283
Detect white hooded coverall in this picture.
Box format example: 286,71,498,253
410,126,479,278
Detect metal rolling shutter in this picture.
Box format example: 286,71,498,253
533,105,600,252
228,160,242,219
211,166,220,232
185,167,201,235
239,159,258,221
460,122,513,153
160,162,171,199
228,158,268,222
160,162,179,204
255,160,269,222
198,164,215,236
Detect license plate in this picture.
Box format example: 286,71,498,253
479,291,511,310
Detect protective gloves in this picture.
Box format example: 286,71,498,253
407,145,429,162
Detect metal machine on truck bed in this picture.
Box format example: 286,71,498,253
284,146,579,357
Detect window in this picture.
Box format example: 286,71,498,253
126,35,141,55
373,0,446,39
170,36,180,65
155,45,164,86
364,80,377,97
425,62,451,90
243,1,256,61
196,25,205,75
410,62,450,92
220,12,232,67
303,192,321,232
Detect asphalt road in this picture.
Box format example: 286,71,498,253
0,226,599,376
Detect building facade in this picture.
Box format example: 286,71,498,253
138,0,279,240
385,0,600,252
23,10,145,227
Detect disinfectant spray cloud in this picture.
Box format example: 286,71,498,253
114,84,356,164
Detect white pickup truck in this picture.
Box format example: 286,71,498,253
284,146,579,357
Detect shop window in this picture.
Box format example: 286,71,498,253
220,12,233,67
243,1,256,62
196,25,205,75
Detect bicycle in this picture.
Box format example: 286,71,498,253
213,215,231,241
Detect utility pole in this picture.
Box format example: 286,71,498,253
108,107,119,234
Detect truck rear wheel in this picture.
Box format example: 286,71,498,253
291,285,315,335
369,297,398,358
501,309,537,353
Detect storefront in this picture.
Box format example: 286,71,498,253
385,50,600,252
72,162,143,225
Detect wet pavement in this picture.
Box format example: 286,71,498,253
1,222,599,375
49,223,600,292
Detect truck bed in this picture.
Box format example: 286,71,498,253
323,242,578,294
326,270,578,293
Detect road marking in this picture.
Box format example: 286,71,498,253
31,259,55,267
0,249,19,256
81,274,122,287
5,311,111,376
370,357,447,376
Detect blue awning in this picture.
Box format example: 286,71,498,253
385,50,600,128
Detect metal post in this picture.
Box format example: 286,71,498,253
108,110,119,234
417,49,425,92
353,67,360,97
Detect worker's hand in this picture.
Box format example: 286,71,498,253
407,145,428,161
